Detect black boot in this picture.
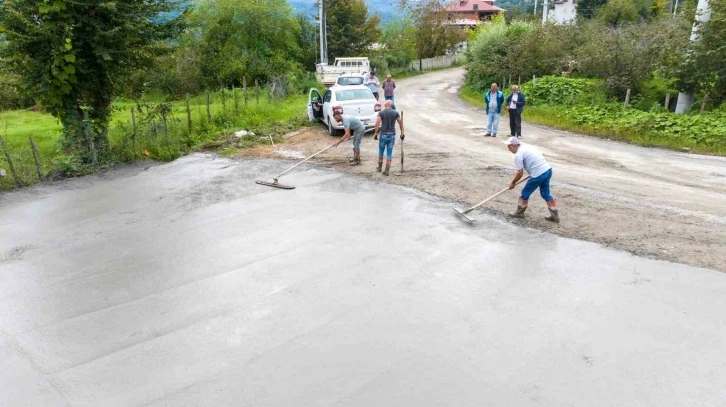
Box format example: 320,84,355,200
383,164,390,176
509,205,527,218
376,161,382,172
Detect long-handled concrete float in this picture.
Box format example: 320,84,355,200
454,176,530,222
256,143,337,189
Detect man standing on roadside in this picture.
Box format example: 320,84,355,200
382,74,396,110
504,137,559,223
505,85,526,139
484,83,504,137
364,71,380,100
373,100,405,176
333,111,366,166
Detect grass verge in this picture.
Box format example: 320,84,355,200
0,92,310,191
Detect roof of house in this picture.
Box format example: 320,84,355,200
446,0,506,13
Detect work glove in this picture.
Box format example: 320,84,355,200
400,134,405,141
373,132,378,140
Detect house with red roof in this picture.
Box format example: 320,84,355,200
445,0,506,28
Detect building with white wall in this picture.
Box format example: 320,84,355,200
548,0,577,25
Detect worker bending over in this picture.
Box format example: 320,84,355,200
333,111,366,166
504,137,559,223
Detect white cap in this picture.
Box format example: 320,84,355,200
503,136,521,146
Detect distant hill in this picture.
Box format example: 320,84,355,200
289,0,400,22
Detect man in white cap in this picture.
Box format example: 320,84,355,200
504,137,559,223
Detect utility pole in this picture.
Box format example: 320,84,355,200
318,0,328,64
675,0,712,114
534,0,538,15
542,0,548,25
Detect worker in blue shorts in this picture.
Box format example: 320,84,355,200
373,100,404,176
504,137,559,223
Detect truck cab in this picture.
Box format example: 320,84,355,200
316,57,371,88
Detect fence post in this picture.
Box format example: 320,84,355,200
82,112,99,166
509,74,512,87
255,79,260,105
233,85,238,116
623,88,631,108
220,86,226,112
700,94,708,114
533,75,536,86
518,75,521,86
131,108,137,151
205,90,212,121
664,93,671,110
419,59,422,71
244,77,248,107
185,96,192,133
29,136,43,182
0,134,22,188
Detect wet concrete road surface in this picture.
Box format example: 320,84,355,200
1,154,725,406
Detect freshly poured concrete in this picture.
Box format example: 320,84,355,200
1,154,724,406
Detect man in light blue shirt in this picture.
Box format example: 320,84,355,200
484,83,504,137
363,72,380,100
504,137,559,223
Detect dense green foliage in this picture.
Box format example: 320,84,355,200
325,0,382,61
578,0,609,19
465,15,690,100
678,0,726,103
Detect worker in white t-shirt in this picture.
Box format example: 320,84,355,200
504,137,559,223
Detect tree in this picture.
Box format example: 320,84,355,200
295,13,319,72
379,18,418,68
325,0,382,60
596,0,642,26
0,0,182,157
407,0,464,59
679,0,726,105
191,0,304,89
578,0,609,19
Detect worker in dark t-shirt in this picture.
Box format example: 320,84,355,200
373,100,404,176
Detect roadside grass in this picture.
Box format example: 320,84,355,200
459,85,726,156
1,92,309,191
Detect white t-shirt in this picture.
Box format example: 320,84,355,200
514,144,551,178
509,93,519,110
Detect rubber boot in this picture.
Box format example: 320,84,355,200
545,208,560,223
376,160,383,172
349,151,361,166
509,205,527,218
348,149,356,163
383,163,390,176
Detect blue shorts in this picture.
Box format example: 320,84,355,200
521,169,554,202
378,133,396,160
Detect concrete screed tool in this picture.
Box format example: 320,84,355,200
256,143,339,189
393,110,405,176
454,176,530,222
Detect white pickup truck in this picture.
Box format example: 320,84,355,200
316,57,371,88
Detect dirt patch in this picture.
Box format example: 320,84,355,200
234,126,726,272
